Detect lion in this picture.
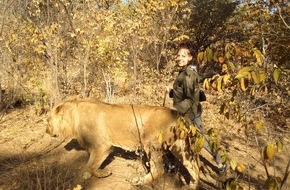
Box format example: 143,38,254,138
46,98,199,189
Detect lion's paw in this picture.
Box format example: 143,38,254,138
82,171,92,180
130,177,144,186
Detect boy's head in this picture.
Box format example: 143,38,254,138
176,41,195,67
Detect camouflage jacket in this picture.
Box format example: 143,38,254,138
171,65,201,119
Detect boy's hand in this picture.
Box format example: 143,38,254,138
165,86,171,93
168,106,177,111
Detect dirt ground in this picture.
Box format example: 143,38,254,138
0,95,289,190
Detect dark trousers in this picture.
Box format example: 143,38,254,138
192,116,222,165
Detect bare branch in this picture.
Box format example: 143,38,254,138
276,5,290,30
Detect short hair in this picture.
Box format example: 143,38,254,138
178,40,197,57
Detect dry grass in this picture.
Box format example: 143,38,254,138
0,151,79,190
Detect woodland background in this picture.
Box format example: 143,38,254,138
0,0,289,109
0,0,289,189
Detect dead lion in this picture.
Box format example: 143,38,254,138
46,98,199,189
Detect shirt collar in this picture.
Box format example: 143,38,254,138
187,65,197,72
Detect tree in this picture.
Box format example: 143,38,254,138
174,0,239,53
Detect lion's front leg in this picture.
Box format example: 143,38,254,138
83,146,112,180
132,149,164,185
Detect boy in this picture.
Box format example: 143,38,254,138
168,41,227,174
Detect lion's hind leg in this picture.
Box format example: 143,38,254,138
170,140,200,189
179,158,199,189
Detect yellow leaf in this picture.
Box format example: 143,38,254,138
235,71,251,80
190,125,197,136
235,73,245,79
251,70,260,84
223,74,231,85
203,78,210,89
240,78,247,91
206,47,213,61
273,69,281,85
179,130,186,139
217,76,223,92
266,177,278,190
225,51,231,59
177,117,183,127
236,163,246,173
250,87,256,96
194,135,205,153
220,150,227,163
225,43,231,53
173,35,190,42
230,159,237,170
237,66,254,75
255,120,264,131
218,56,225,63
222,64,228,73
205,79,210,89
197,51,204,64
213,52,219,62
208,128,219,137
228,62,235,70
259,70,266,83
264,143,275,161
276,140,283,153
226,180,236,190
211,81,217,90
263,86,268,94
253,48,264,67
203,50,208,63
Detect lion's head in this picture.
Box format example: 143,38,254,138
46,101,76,138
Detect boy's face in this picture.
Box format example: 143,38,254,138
176,48,192,67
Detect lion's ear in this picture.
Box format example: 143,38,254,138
55,105,63,114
